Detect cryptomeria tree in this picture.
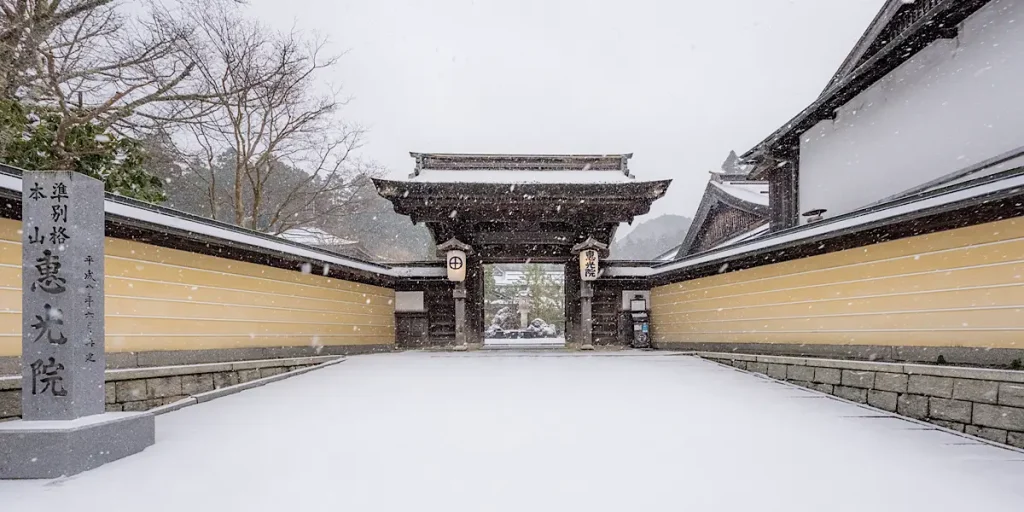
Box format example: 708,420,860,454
522,265,565,328
0,98,165,201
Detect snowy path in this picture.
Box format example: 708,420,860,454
3,352,1024,511
483,337,565,347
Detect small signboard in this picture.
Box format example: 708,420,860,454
580,249,599,281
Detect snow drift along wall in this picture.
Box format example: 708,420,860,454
799,0,1024,222
0,218,395,359
650,217,1024,353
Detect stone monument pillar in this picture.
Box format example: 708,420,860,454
0,171,154,479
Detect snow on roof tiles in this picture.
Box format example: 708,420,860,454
407,169,636,185
710,222,770,250
710,180,769,206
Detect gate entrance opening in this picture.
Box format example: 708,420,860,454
483,263,565,348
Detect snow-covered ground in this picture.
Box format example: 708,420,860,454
483,337,565,347
3,352,1024,511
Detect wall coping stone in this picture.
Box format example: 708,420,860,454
146,397,197,416
755,355,808,366
0,356,341,391
712,353,758,362
172,358,343,410
901,365,1024,383
698,352,902,373
229,356,336,372
696,352,1024,384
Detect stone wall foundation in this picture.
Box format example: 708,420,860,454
0,356,340,421
700,352,1024,451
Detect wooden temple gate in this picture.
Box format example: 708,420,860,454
375,153,669,348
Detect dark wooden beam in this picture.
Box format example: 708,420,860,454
767,162,799,232
472,232,576,245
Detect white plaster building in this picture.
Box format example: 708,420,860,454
743,0,1024,229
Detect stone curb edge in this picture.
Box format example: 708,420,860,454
696,355,1024,456
0,355,343,391
693,351,1024,384
146,357,346,416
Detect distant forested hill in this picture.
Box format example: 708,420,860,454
610,214,692,260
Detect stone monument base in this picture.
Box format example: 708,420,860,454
0,412,155,479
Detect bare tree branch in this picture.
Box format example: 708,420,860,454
155,2,377,234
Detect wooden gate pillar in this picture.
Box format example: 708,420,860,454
571,237,608,351
438,238,473,350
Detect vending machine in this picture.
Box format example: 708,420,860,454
629,294,651,349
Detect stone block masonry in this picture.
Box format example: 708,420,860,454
0,356,338,421
813,368,841,385
787,365,814,382
898,394,928,420
953,379,998,404
699,352,1024,450
868,390,897,412
834,386,868,403
1000,383,1024,407
842,370,875,389
874,372,908,393
909,375,954,398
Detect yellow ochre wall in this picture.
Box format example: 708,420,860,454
652,217,1024,349
0,218,395,357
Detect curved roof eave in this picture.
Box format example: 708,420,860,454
371,178,672,198
675,181,768,257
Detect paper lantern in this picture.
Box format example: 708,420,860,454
446,250,467,282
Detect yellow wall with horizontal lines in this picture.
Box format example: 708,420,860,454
651,217,1024,349
0,218,394,357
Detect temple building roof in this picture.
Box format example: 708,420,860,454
374,153,670,261
666,152,770,260
710,179,769,207
404,152,638,185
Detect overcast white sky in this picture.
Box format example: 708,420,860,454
245,0,884,229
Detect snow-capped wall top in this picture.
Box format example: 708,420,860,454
278,227,357,247
0,167,397,280
605,169,1024,279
